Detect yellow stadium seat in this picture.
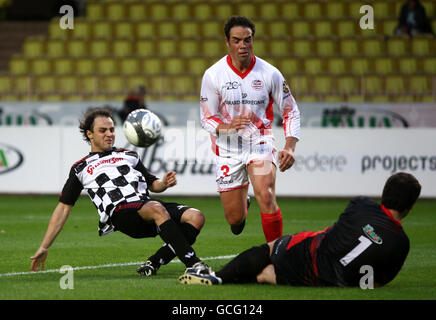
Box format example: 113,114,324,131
387,38,408,56
327,58,346,75
259,3,278,19
143,58,162,75
313,76,332,94
128,3,147,20
193,3,213,19
385,76,404,94
336,21,357,37
172,3,190,20
96,58,118,75
268,21,288,38
304,2,322,19
35,75,56,93
374,58,393,74
68,39,87,57
373,2,390,19
14,75,32,93
349,2,363,19
120,58,140,75
423,57,436,73
23,38,44,57
150,3,169,19
304,58,323,74
350,57,371,75
31,58,51,75
106,3,126,20
362,39,384,56
0,76,11,93
316,39,336,56
136,22,155,38
409,76,429,94
58,76,78,93
187,57,209,75
292,75,310,94
158,40,177,56
180,22,200,37
86,3,104,20
136,40,155,57
340,39,359,56
49,20,69,40
383,19,398,35
201,39,223,57
215,3,234,20
127,75,148,91
270,39,290,57
53,58,74,74
254,39,268,57
76,58,96,75
79,77,99,94
102,76,125,93
9,56,28,74
279,58,299,74
314,21,332,38
326,2,345,19
292,39,311,56
398,58,417,74
179,39,200,57
411,37,431,55
159,21,177,38
164,58,185,75
338,76,357,94
281,3,300,19
46,40,66,57
291,21,311,37
364,76,383,94
115,22,135,39
93,21,112,39
113,40,133,57
71,20,90,39
237,3,257,19
202,21,222,38
171,75,194,95
89,40,108,57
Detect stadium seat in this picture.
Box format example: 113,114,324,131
259,3,278,19
180,22,200,37
143,58,162,75
316,39,336,56
35,75,56,93
93,21,112,39
374,58,394,74
158,40,178,57
49,20,69,40
292,39,311,57
383,19,398,35
291,21,311,37
79,77,99,94
96,58,118,75
279,58,300,74
128,3,147,20
76,58,96,75
23,38,44,57
46,40,66,57
115,22,135,39
172,3,190,20
409,76,429,94
9,56,28,74
313,76,332,94
398,57,418,74
86,3,104,20
53,58,74,74
72,20,90,39
106,3,126,20
126,75,148,92
202,21,222,38
113,40,133,57
180,39,200,57
326,2,345,19
423,57,436,74
215,3,234,20
373,2,391,19
304,3,322,19
14,75,32,93
201,39,223,57
337,76,357,94
364,76,383,94
237,3,257,19
120,58,140,75
0,76,11,93
336,21,356,37
253,39,268,57
349,2,363,19
362,38,384,56
89,40,109,57
150,3,169,19
327,58,347,74
171,75,195,95
158,21,177,38
411,37,431,55
58,76,78,94
340,39,359,56
68,39,88,57
304,58,323,74
102,75,125,93
385,76,405,94
136,40,155,57
387,38,408,56
186,58,208,75
164,58,185,75
193,3,213,19
314,21,333,38
292,75,310,94
136,22,155,38
31,58,51,75
281,2,300,19
268,21,288,38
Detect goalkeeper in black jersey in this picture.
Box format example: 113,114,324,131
30,108,214,277
180,172,421,287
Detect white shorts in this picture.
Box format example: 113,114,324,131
214,140,278,192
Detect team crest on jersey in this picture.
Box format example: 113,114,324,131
283,81,290,94
362,224,383,244
251,79,264,90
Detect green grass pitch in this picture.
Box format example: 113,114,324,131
0,195,435,300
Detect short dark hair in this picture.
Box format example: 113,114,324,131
381,172,421,214
79,107,114,143
224,16,255,40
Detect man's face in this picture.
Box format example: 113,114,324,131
87,116,115,152
226,26,254,65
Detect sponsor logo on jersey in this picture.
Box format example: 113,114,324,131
0,143,24,175
251,79,264,90
362,224,383,244
283,81,290,94
87,157,124,175
224,81,240,90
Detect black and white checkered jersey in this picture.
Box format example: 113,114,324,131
59,147,158,236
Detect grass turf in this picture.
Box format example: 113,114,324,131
0,195,435,300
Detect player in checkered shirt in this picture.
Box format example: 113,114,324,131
30,108,213,277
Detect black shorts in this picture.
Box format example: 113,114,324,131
110,198,190,239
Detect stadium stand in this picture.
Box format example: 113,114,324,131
0,0,434,102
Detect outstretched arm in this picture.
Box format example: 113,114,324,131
30,202,72,271
149,171,177,193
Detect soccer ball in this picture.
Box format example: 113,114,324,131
123,109,162,147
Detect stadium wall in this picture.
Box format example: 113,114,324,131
1,125,435,198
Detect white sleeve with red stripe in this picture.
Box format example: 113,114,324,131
271,70,301,140
200,72,223,135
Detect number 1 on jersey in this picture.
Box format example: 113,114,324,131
340,236,372,266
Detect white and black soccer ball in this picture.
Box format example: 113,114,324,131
123,109,162,147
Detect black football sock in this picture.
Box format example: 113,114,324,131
157,219,201,268
148,223,200,267
216,244,270,284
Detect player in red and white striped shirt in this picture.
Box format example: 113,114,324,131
200,16,300,241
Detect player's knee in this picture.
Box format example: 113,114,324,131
227,214,245,226
256,189,275,209
182,208,205,230
140,201,170,224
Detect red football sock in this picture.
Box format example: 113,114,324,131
260,208,283,242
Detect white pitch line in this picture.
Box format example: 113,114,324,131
0,254,236,278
